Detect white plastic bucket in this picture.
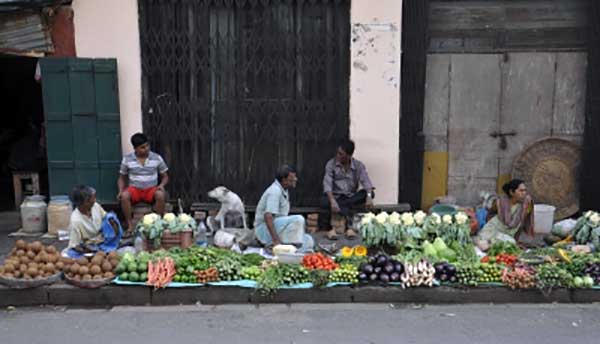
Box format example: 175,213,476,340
534,204,556,234
20,195,47,234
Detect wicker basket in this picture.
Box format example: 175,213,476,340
0,272,62,289
64,274,115,289
143,230,193,251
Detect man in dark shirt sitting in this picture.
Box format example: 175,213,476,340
319,139,374,240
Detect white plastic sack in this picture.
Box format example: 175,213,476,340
552,218,577,237
214,230,236,248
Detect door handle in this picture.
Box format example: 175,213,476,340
490,131,517,138
490,131,517,150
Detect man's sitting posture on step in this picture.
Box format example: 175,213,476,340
117,133,169,234
319,139,375,240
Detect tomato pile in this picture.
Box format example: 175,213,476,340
302,253,339,271
481,253,517,266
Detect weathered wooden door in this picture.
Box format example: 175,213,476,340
40,58,121,202
426,52,587,206
447,54,502,205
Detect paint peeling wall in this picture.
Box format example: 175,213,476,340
71,0,142,155
350,0,402,204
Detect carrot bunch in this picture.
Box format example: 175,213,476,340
147,257,176,289
302,253,338,271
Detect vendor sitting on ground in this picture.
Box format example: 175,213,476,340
118,132,169,233
67,185,122,258
474,179,534,251
319,139,375,240
254,165,314,252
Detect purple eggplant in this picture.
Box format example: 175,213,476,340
369,273,379,281
376,255,388,267
379,273,390,283
440,273,448,281
384,263,394,274
390,272,400,282
374,266,382,274
362,264,374,274
359,272,368,281
394,263,404,274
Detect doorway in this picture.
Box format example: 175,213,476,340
0,54,48,211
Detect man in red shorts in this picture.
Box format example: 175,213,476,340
117,133,169,234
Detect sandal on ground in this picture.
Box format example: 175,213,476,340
326,229,339,240
345,229,358,239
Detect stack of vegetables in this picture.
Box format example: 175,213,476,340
136,212,196,247
0,240,63,280
358,210,471,248
358,254,404,284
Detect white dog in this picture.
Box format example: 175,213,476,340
207,186,247,231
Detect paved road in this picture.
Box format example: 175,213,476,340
1,303,599,344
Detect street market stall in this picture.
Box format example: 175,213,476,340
1,211,600,299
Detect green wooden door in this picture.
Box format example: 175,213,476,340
40,58,121,203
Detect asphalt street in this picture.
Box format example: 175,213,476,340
1,303,599,344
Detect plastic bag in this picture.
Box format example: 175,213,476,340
214,230,236,248
552,218,577,238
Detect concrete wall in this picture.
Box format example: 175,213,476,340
350,0,402,204
72,0,142,155
71,0,403,204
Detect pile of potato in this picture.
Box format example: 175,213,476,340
0,240,62,280
63,251,120,281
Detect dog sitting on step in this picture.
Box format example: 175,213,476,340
207,186,247,234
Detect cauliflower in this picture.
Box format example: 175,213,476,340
590,213,600,227
455,212,469,225
414,210,427,225
585,211,593,219
178,213,193,224
361,213,375,225
375,212,389,225
389,215,402,226
389,212,401,223
142,214,156,227
442,214,453,225
431,213,442,225
163,213,176,222
401,212,415,226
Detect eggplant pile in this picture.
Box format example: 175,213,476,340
358,254,404,283
433,261,457,283
584,263,600,285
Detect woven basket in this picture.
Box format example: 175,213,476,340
143,230,193,251
64,274,115,289
0,272,62,289
512,137,581,220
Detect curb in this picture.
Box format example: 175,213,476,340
1,284,599,307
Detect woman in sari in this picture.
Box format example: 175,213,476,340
475,179,534,251
65,185,123,258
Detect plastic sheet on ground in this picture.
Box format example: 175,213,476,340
208,280,257,288
113,277,205,287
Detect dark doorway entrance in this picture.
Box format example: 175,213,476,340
0,54,47,211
